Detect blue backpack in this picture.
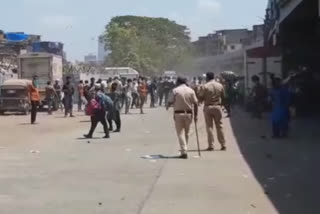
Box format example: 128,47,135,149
96,92,114,111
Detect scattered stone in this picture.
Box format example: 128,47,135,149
121,197,125,201
242,174,249,179
250,204,256,208
142,155,163,160
87,141,91,144
30,150,40,154
142,155,152,159
98,202,102,206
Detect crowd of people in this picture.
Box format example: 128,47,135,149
28,75,178,137
27,71,294,159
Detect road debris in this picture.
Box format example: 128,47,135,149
141,155,164,160
30,150,40,154
242,174,249,179
250,204,256,208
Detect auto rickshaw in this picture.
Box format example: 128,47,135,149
0,79,32,115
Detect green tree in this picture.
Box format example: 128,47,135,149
102,16,191,75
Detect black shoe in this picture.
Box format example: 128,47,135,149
206,147,214,151
83,134,92,139
221,146,227,151
179,154,188,159
114,129,120,133
103,135,110,139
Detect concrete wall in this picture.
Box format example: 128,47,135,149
220,29,251,45
226,43,243,53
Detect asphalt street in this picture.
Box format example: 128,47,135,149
0,107,319,214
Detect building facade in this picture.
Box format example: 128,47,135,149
84,54,97,64
194,26,264,57
264,0,320,114
97,36,110,64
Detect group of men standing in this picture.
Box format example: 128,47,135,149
27,75,75,124
168,72,227,159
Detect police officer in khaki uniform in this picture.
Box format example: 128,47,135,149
198,72,226,151
167,77,198,159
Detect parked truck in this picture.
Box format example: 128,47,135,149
18,53,63,109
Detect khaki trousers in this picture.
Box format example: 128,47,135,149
204,105,226,148
174,113,193,155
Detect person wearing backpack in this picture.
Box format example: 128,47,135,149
84,85,110,139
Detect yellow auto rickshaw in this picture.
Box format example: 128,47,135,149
0,79,32,115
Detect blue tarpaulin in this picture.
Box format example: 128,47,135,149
5,33,29,42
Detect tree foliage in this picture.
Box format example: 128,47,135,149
102,16,191,75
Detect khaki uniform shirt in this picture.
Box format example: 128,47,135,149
198,80,225,106
169,84,198,111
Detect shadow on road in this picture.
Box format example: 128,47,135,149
229,109,320,214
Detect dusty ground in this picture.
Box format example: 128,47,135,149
0,106,319,214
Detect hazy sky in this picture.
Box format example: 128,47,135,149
0,0,267,61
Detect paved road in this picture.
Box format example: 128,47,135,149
0,107,319,214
